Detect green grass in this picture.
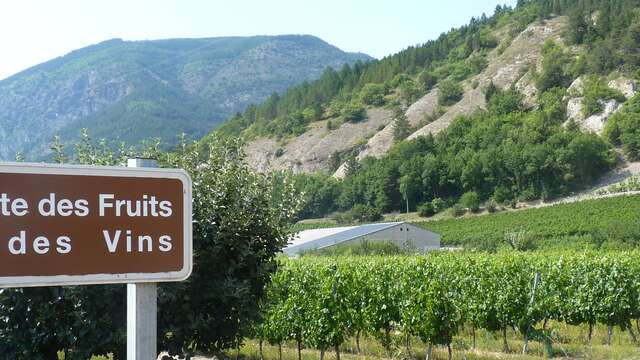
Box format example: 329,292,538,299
237,322,639,360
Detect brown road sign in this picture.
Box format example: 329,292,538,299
0,162,192,287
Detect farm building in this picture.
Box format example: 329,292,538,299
283,222,440,256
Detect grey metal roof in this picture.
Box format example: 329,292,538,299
284,222,403,254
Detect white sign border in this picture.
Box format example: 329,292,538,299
0,162,193,288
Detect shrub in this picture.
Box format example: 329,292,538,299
452,203,466,217
509,198,518,209
582,76,626,117
604,99,640,161
418,202,435,217
325,118,343,131
460,191,480,212
341,102,367,122
274,148,284,157
331,204,383,224
89,355,114,360
486,199,499,213
536,40,571,92
538,87,567,120
467,54,488,74
487,89,523,115
329,211,350,224
419,70,438,90
399,80,424,103
349,204,383,222
323,100,344,118
519,187,538,202
302,106,321,122
359,83,388,106
493,185,514,204
496,34,513,55
437,79,463,106
431,198,446,213
484,81,498,102
388,73,412,88
505,231,536,251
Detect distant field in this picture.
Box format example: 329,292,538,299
418,194,640,250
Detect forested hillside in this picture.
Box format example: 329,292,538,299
0,35,371,159
208,0,640,220
5,2,640,358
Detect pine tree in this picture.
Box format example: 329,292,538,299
393,112,412,142
344,156,359,177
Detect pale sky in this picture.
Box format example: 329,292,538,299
0,0,517,80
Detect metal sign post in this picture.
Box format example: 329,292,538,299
128,282,157,359
127,158,158,360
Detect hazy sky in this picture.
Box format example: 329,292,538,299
0,0,517,80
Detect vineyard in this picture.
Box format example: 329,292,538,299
418,194,640,250
256,252,640,360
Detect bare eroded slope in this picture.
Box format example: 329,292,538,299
245,108,393,174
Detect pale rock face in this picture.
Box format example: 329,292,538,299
564,76,586,122
567,77,585,96
566,97,584,122
608,78,636,99
334,162,348,178
581,99,622,134
564,77,637,134
244,107,394,175
514,71,538,107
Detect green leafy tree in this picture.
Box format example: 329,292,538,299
341,102,367,123
418,71,437,91
418,202,435,217
359,83,388,106
460,191,480,212
0,133,301,359
160,137,301,356
484,81,498,102
605,94,640,160
487,89,523,115
437,79,464,106
536,40,571,92
348,204,383,223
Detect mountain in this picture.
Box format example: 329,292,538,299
0,35,372,159
207,0,640,220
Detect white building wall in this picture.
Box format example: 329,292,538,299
283,222,440,255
